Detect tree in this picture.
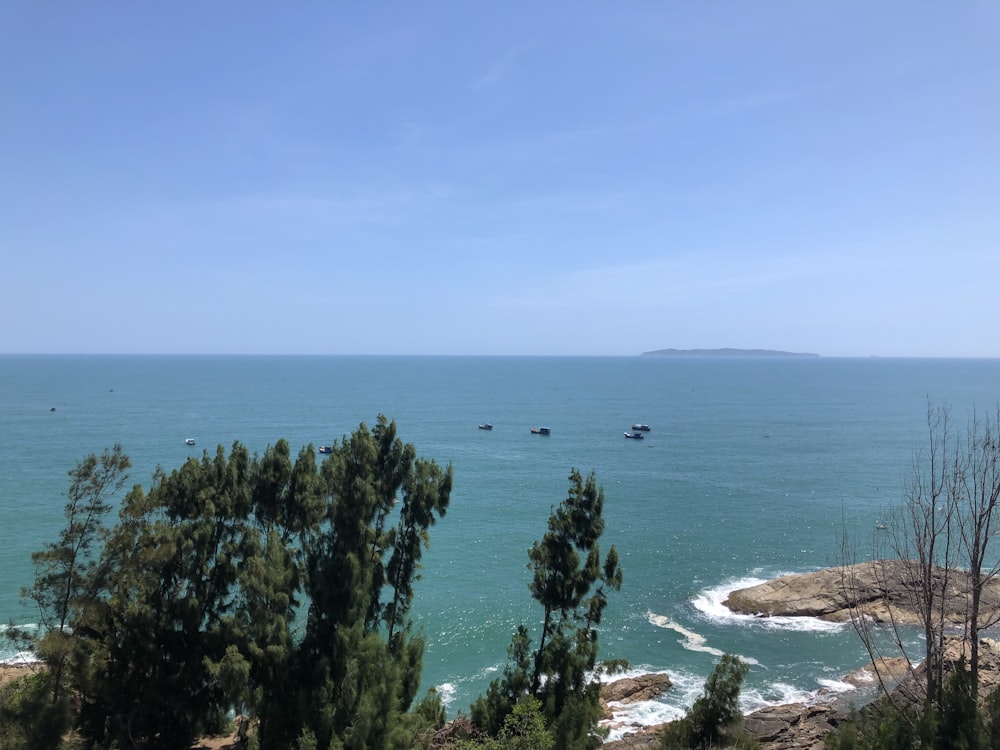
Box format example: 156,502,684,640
840,403,1000,717
472,469,623,750
448,697,555,750
276,416,453,750
78,442,256,749
23,445,130,714
20,417,451,750
951,406,1000,695
659,654,750,750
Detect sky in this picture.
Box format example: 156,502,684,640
1,3,998,357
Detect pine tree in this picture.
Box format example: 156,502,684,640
286,416,452,750
660,654,749,750
473,469,622,750
24,445,130,718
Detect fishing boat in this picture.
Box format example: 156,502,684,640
318,445,333,454
631,423,651,432
185,438,196,446
624,431,645,440
478,423,493,430
530,427,551,435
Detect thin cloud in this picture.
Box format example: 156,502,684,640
472,42,535,89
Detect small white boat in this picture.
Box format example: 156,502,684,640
624,431,645,440
185,438,196,446
631,423,651,432
318,445,333,454
478,423,493,430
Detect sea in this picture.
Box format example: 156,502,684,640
2,354,999,738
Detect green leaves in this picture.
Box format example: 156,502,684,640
660,654,750,750
20,418,453,750
294,416,453,750
475,469,623,750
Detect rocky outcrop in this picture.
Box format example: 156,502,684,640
739,703,844,750
723,560,1000,625
602,725,663,749
600,673,673,741
601,673,673,705
601,702,846,750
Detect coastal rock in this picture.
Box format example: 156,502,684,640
723,560,1000,625
740,703,842,750
601,644,1000,750
601,703,845,750
602,725,664,749
601,673,673,704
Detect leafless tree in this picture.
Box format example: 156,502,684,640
951,405,1000,697
840,403,1000,709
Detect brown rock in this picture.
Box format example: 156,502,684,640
723,560,1000,626
737,703,844,750
601,724,664,749
601,673,673,704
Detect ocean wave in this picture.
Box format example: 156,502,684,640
645,611,759,665
435,682,457,708
691,576,846,633
600,599,858,741
601,668,704,742
1,652,42,666
0,624,40,665
600,665,860,742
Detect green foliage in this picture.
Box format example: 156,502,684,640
823,701,921,750
14,417,453,750
473,469,622,750
23,445,130,712
0,671,73,750
450,697,554,750
497,696,555,750
824,662,999,750
936,658,982,750
289,417,452,750
984,685,1000,750
660,654,751,750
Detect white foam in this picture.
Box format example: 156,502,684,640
646,612,726,657
600,669,703,742
645,611,759,665
692,576,847,633
602,698,683,742
598,659,863,741
1,652,41,666
0,624,41,665
741,676,859,715
817,678,857,694
436,682,457,708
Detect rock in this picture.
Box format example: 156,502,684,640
602,703,845,750
740,703,841,750
723,560,1000,626
601,724,664,749
601,673,673,704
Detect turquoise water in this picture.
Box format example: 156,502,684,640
2,355,998,735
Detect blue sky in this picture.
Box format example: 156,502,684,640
2,3,997,356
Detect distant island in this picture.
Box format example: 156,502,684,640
641,348,819,358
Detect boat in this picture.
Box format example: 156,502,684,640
631,424,651,431
530,427,551,435
185,438,196,446
318,445,333,454
478,423,493,430
624,431,645,440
